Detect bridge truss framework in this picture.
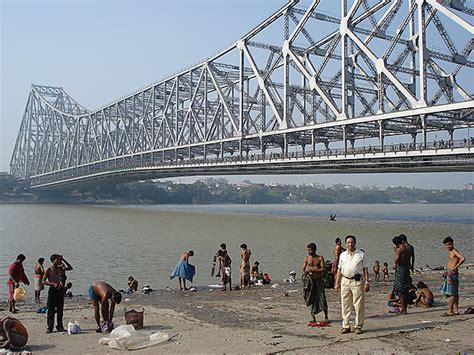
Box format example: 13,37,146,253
10,0,474,188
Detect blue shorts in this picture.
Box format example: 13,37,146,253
88,285,98,301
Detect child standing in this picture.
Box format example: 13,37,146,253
382,262,389,281
373,260,380,281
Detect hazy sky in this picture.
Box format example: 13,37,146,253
1,0,472,189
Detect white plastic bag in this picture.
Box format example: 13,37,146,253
68,320,81,335
99,325,169,350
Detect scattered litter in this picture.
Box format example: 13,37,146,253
67,320,81,335
124,298,131,303
284,292,289,297
209,285,222,288
36,306,48,314
99,325,171,350
421,320,432,324
287,290,298,293
264,305,274,310
261,297,273,300
444,338,451,342
272,335,283,338
270,283,280,288
189,287,198,292
307,321,330,327
196,306,204,309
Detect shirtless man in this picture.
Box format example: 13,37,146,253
240,244,252,288
170,251,195,291
399,234,415,271
88,282,122,333
34,258,45,304
393,236,414,314
43,254,66,333
441,237,466,315
57,256,73,286
414,282,434,308
331,238,345,279
218,249,232,291
301,243,329,323
127,276,138,292
0,317,28,350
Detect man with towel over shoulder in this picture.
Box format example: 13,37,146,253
170,251,195,291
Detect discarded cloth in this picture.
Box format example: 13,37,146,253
99,325,169,350
170,260,195,282
307,321,330,327
440,269,459,296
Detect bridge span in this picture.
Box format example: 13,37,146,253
10,0,474,189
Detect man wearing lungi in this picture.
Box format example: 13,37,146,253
441,237,465,316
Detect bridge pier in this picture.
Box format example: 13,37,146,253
343,125,347,155
378,121,384,151
421,115,427,149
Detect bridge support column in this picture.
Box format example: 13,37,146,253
421,115,427,149
239,140,243,158
302,144,305,158
343,125,347,155
203,145,207,161
283,134,288,158
220,142,224,160
378,121,384,151
311,130,316,156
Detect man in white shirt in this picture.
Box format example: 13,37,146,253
335,235,369,334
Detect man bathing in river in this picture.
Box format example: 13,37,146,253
331,238,344,279
218,249,232,291
301,243,329,324
43,254,66,333
7,254,29,313
441,236,465,316
240,243,251,288
399,234,415,272
392,236,414,315
89,282,122,333
170,251,195,291
34,258,45,304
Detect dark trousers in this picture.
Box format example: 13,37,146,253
47,287,64,330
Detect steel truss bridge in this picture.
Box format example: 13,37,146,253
10,0,474,189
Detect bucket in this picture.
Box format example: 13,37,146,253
14,287,26,302
124,308,144,329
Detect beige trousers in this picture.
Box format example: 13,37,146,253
341,277,365,329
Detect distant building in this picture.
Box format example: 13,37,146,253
465,183,474,190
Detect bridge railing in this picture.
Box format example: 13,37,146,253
30,138,472,186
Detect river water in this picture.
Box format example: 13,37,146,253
0,203,472,298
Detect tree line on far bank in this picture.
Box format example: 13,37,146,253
1,174,473,204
